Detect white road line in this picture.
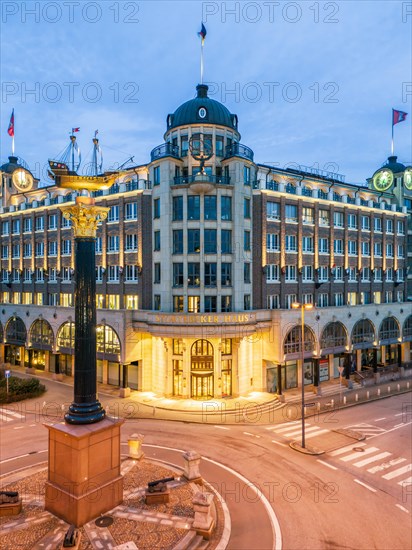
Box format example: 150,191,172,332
281,426,320,437
13,426,24,430
340,447,380,462
368,457,406,474
353,479,377,493
305,429,330,439
266,421,300,430
317,459,337,471
214,425,230,430
374,417,386,421
394,413,403,417
243,432,260,438
395,504,410,514
382,464,412,480
368,421,412,440
394,423,406,428
271,423,308,434
353,452,392,468
330,443,366,456
398,477,412,486
272,440,287,447
0,415,12,422
0,410,24,419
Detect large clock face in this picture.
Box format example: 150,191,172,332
12,168,34,191
404,168,412,190
373,169,393,191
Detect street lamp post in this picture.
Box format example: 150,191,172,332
292,302,313,449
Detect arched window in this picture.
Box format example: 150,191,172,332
96,325,121,356
320,322,347,349
30,319,54,349
191,339,213,357
403,316,412,340
284,325,315,355
379,317,400,342
57,322,75,350
5,317,27,344
351,319,375,345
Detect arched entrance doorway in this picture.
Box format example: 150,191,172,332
191,340,214,399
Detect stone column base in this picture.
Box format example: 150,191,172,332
45,417,124,527
119,387,131,398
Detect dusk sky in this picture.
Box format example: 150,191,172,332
1,0,411,184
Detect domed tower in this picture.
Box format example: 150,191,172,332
149,84,256,313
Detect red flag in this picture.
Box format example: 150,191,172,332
72,127,80,133
392,109,408,125
7,109,14,137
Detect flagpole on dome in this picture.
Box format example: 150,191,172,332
198,23,207,85
391,109,394,156
391,108,408,156
7,109,15,156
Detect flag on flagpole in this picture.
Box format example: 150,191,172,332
7,109,14,137
72,127,80,133
198,23,207,45
392,109,408,126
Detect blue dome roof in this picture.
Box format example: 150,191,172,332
384,155,406,174
167,85,238,132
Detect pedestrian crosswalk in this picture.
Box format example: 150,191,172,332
329,444,412,490
265,420,330,440
0,407,24,423
344,423,387,437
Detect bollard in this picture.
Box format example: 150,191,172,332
377,389,381,396
366,391,369,399
355,394,358,402
397,384,400,391
316,402,321,411
331,399,334,408
128,434,145,460
287,408,293,419
343,396,346,405
183,451,202,483
388,386,391,393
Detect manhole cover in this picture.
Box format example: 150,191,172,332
353,447,365,452
95,516,113,527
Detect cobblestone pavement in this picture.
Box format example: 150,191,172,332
0,458,226,550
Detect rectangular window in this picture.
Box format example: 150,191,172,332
334,211,344,228
201,228,216,254
48,214,57,230
361,216,370,230
266,201,280,220
172,196,183,221
348,214,357,229
334,239,343,255
266,264,280,282
1,221,9,235
154,230,161,251
386,243,394,257
153,165,160,185
12,244,20,258
319,238,329,254
61,215,71,229
373,291,381,304
108,205,119,222
397,244,404,258
244,165,251,185
244,263,251,284
317,293,329,307
244,230,251,251
188,229,200,253
23,243,31,258
173,230,183,254
302,236,314,253
348,267,357,282
221,263,232,286
125,265,139,282
108,265,120,282
188,296,200,313
285,235,297,252
181,135,188,157
12,219,20,234
347,292,357,306
396,268,404,282
153,198,160,219
1,246,8,259
154,263,161,284
205,263,217,287
23,218,32,233
244,198,251,219
107,235,119,252
334,266,344,281
244,294,251,310
47,241,57,256
125,202,137,220
302,207,314,224
221,229,232,254
285,204,298,222
302,293,313,305
302,265,313,282
267,295,280,309
348,240,357,256
188,262,200,287
285,294,297,309
125,234,138,251
35,242,44,257
266,233,280,251
204,296,217,312
285,265,297,282
397,220,405,234
187,195,200,220
318,266,329,282
374,268,383,282
319,209,330,226
61,267,71,282
221,196,232,220
384,291,393,303
386,219,394,233
154,295,161,311
361,267,370,281
204,196,217,220
386,268,394,282
374,217,382,232
216,136,224,157
125,295,139,309
95,237,102,254
360,291,371,305
221,295,232,312
374,242,382,256
361,242,370,256
35,216,44,231
61,239,72,255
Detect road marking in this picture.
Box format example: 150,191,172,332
353,479,377,493
266,421,300,430
305,429,330,439
13,426,24,430
353,452,392,468
394,423,406,428
317,459,337,471
330,443,366,456
340,447,380,462
368,457,406,474
395,504,410,514
382,464,412,480
243,432,260,438
280,426,321,437
269,423,305,434
394,413,403,417
214,425,230,430
368,421,412,440
374,417,386,422
272,440,287,447
398,477,412,486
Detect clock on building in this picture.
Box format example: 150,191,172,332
404,167,412,190
12,168,34,191
372,169,394,191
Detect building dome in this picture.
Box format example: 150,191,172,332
384,155,406,174
0,156,20,174
166,84,238,133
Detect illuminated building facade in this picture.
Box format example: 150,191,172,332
0,85,411,399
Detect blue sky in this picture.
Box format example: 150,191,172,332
1,0,411,184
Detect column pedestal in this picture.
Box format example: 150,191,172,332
45,417,124,527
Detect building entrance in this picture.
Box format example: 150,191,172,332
191,339,214,399
191,373,214,399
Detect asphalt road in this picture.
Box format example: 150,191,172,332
1,384,411,550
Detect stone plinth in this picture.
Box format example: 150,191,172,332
192,491,215,540
128,434,145,460
0,499,22,517
45,417,124,527
145,489,170,505
182,450,202,484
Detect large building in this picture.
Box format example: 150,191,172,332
0,84,411,400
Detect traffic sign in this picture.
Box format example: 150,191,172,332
5,370,11,378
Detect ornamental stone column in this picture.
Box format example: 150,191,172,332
60,196,109,424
